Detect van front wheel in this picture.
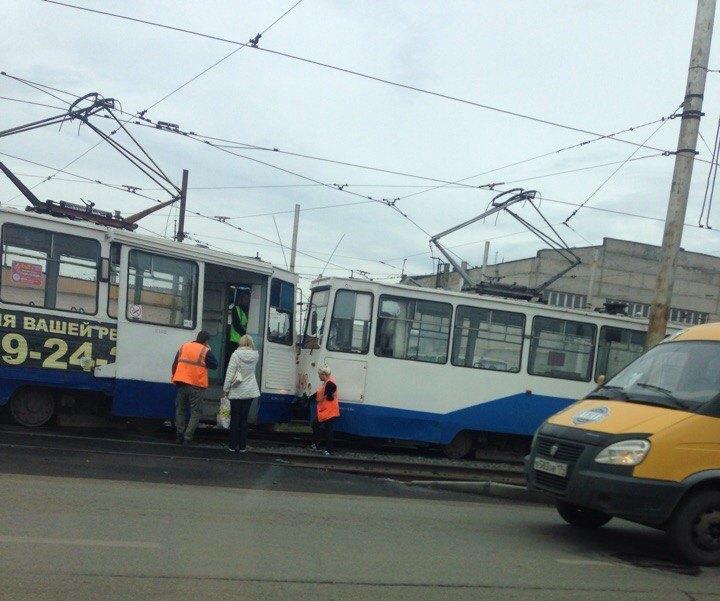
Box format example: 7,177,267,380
556,501,612,529
667,490,720,566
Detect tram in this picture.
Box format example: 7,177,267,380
0,207,298,427
297,277,681,458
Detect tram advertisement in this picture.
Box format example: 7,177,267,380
0,310,116,371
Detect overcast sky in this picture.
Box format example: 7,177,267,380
3,0,720,289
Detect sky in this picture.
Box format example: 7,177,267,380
3,0,720,291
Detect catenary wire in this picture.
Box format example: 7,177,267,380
699,115,720,228
141,0,305,114
563,108,678,224
40,0,699,162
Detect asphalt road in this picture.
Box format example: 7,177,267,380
0,432,718,600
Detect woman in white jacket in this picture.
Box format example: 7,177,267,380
222,334,260,453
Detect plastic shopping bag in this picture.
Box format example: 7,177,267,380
217,397,231,430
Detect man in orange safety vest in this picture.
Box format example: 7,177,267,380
171,330,218,444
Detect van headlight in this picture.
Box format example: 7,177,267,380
594,439,650,466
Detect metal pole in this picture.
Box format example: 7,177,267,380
646,0,716,349
289,203,300,272
176,169,189,242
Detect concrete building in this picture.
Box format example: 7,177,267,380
408,237,720,325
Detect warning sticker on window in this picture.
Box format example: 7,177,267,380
11,261,43,286
128,304,143,320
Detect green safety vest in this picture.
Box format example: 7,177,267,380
229,306,249,343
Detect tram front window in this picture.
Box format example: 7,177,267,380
303,288,330,349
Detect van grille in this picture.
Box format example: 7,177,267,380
534,471,568,493
536,436,584,462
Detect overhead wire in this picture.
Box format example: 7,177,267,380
140,0,305,114
391,113,681,204
563,106,680,225
40,0,699,162
699,115,720,228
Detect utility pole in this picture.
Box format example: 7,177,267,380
289,203,300,272
480,241,490,280
175,169,189,242
646,0,716,349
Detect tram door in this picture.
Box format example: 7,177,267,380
112,245,205,419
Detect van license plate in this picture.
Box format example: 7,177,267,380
534,457,568,478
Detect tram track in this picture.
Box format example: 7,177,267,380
0,424,527,485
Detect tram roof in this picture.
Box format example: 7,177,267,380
309,276,685,331
0,206,296,280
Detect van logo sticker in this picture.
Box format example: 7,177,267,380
549,444,559,457
572,406,610,425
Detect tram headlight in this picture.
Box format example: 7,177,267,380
594,439,650,466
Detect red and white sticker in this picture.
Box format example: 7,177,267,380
11,261,43,286
128,304,143,320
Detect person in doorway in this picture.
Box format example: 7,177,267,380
222,334,260,453
172,330,218,445
311,366,340,456
225,290,250,371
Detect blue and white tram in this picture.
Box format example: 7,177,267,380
0,207,298,427
297,277,680,458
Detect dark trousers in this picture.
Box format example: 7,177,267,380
230,398,254,450
312,417,337,452
175,385,204,442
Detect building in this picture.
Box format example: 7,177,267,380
407,237,720,325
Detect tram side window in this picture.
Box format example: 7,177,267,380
302,288,330,349
528,316,596,381
107,243,121,318
596,326,645,380
451,305,524,373
268,278,295,345
327,290,373,354
126,250,198,328
0,223,99,314
374,295,452,364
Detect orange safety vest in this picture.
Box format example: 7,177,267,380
315,375,340,422
172,341,209,388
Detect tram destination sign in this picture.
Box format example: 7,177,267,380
0,309,116,371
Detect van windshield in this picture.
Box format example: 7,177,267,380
593,341,720,410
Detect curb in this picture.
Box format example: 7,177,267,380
408,479,551,504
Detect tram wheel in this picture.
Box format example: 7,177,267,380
443,431,474,460
9,388,55,428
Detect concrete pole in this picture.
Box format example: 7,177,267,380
175,169,189,242
586,248,601,307
480,241,490,280
646,0,716,349
289,203,300,272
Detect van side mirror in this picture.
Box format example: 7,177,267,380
594,373,606,386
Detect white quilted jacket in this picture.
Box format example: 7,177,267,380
223,348,260,399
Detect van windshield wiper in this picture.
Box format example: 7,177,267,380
633,382,689,410
585,385,628,400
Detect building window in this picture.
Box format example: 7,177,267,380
327,290,373,354
107,243,120,318
375,295,452,364
126,250,198,328
0,223,99,314
267,278,295,345
529,316,596,381
596,326,646,379
302,287,330,349
546,290,587,309
607,299,708,326
451,305,524,373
